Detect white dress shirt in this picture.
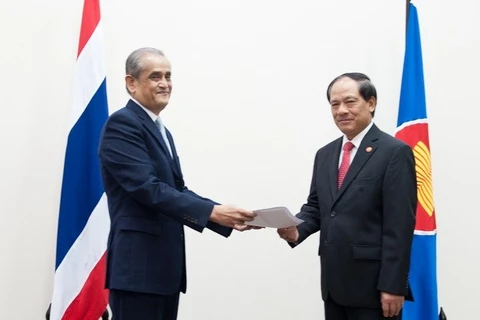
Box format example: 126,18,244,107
338,121,374,168
131,98,173,158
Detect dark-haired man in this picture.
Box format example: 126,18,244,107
278,73,416,319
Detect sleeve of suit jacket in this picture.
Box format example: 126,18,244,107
291,150,322,247
182,187,232,237
378,143,416,295
99,112,217,233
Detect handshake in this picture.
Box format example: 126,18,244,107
209,204,300,242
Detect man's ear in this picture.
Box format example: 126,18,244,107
125,75,136,94
368,96,376,114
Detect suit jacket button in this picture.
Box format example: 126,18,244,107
324,241,328,246
330,211,336,217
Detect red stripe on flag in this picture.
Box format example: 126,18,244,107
77,0,101,57
62,253,109,320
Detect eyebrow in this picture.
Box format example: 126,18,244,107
149,71,171,77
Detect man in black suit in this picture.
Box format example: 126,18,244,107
98,47,257,320
278,73,416,319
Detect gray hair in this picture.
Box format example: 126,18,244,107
125,47,165,79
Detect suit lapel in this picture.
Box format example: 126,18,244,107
144,121,182,177
165,129,183,177
329,138,343,201
334,124,380,202
127,100,182,179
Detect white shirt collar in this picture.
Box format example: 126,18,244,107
130,98,159,123
342,121,374,149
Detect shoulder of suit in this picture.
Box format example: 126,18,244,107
110,100,144,118
376,129,411,148
315,136,342,156
106,107,128,122
104,103,143,129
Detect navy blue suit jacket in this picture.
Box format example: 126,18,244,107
98,100,231,295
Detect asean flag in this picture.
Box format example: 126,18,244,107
396,3,439,320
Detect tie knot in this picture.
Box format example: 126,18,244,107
154,118,162,129
343,141,354,152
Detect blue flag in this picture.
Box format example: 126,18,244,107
395,3,439,320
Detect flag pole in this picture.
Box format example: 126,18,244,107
406,0,411,34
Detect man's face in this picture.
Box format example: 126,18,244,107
329,77,375,139
126,54,172,114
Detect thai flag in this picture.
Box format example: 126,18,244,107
50,0,110,319
395,3,440,320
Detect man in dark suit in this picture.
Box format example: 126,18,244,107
98,47,256,320
278,73,416,320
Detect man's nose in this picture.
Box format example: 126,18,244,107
337,103,348,114
157,77,168,87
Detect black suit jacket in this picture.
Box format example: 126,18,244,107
293,124,416,308
98,100,231,296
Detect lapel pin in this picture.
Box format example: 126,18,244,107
366,146,373,152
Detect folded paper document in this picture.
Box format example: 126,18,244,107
246,206,304,228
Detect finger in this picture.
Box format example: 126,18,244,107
292,230,299,241
237,212,255,222
234,224,249,231
279,233,290,241
392,301,401,317
395,301,403,316
282,233,293,241
382,302,390,318
239,209,256,218
233,216,249,225
394,307,400,316
231,217,245,228
388,302,395,318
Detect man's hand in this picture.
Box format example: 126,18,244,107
380,292,404,318
209,205,256,229
234,224,265,232
277,226,299,242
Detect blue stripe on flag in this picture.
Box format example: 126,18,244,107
403,234,439,320
397,3,427,127
55,79,108,269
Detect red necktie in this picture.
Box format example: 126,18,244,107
338,142,354,189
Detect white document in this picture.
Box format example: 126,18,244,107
246,206,304,228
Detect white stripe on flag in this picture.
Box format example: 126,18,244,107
69,23,107,130
395,118,428,134
414,229,437,236
50,193,110,320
